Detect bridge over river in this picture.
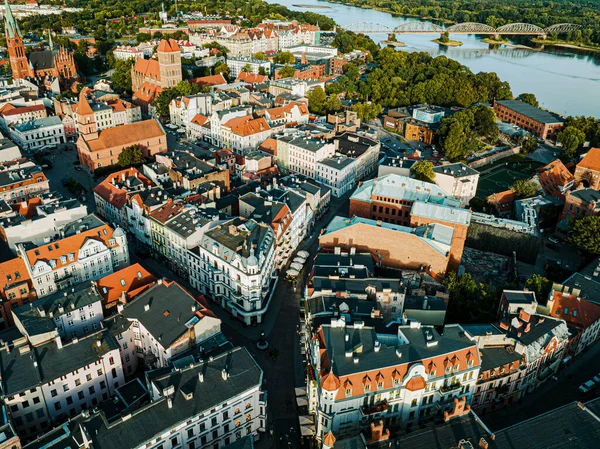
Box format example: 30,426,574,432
341,21,581,38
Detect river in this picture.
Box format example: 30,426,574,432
266,0,600,118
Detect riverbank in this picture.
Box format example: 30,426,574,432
382,40,406,47
292,3,330,8
531,38,600,54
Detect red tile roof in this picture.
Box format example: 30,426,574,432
156,38,180,53
92,168,153,210
1,104,46,117
550,291,600,329
191,73,227,86
97,263,156,306
223,116,270,137
236,72,268,84
538,159,574,198
577,148,600,172
190,114,208,126
83,119,165,152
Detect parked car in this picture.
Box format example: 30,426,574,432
593,374,600,383
548,236,560,244
579,380,596,393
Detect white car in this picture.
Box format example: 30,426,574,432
548,236,560,244
579,380,596,393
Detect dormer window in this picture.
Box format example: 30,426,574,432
377,382,383,389
345,388,352,397
364,385,370,392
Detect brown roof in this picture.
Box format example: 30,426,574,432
190,114,208,126
92,168,153,210
1,104,46,117
259,137,277,154
133,58,161,81
236,72,268,84
191,73,227,86
0,257,31,297
223,116,270,137
13,197,42,218
149,200,184,224
26,224,119,270
538,159,574,198
133,82,163,104
577,148,600,172
156,38,180,53
97,263,156,305
82,119,165,152
550,291,600,329
77,91,94,116
487,189,515,213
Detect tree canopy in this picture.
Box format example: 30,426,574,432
524,274,552,302
439,106,498,161
117,144,145,167
274,51,295,64
277,65,296,78
557,126,586,158
410,160,436,182
444,272,498,323
510,179,539,199
569,215,600,254
517,93,539,107
152,81,200,118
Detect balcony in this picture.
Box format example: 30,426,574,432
439,383,462,396
360,400,389,416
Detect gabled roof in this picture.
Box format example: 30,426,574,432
538,159,574,197
577,148,600,172
97,263,156,306
236,72,268,84
223,116,270,137
77,91,94,116
82,119,165,152
191,73,227,86
156,38,180,53
549,291,600,328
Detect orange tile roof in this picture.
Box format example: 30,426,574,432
0,257,31,297
133,58,161,81
265,106,284,120
0,104,16,114
82,119,165,152
13,197,42,218
487,189,515,213
26,224,119,271
191,73,227,86
577,148,600,171
77,91,94,116
1,104,46,117
190,114,208,126
259,137,277,154
550,291,600,329
156,38,180,53
538,159,574,198
223,116,270,137
236,72,268,84
133,82,163,104
108,99,134,113
92,168,152,210
97,263,156,305
149,200,184,224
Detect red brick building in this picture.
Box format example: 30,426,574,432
537,159,574,200
574,147,600,189
493,100,565,139
560,188,600,221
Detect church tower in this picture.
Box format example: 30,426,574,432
157,39,182,89
4,0,30,80
76,91,98,140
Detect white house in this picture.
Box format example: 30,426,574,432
432,163,480,207
9,116,65,151
287,136,335,178
227,57,272,78
316,155,356,198
169,94,213,128
189,217,277,325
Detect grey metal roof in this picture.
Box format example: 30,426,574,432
12,282,103,337
480,346,523,371
496,100,566,125
318,156,355,170
164,209,211,238
289,136,330,152
502,290,537,305
570,188,600,204
86,347,262,449
335,132,378,157
432,162,479,178
121,281,207,347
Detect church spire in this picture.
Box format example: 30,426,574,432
4,0,21,39
47,30,54,52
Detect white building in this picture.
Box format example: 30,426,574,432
120,280,222,370
109,99,142,127
432,163,480,207
264,102,309,127
0,135,21,162
334,133,380,182
227,57,272,78
308,322,480,441
268,77,324,97
316,155,356,198
220,115,274,155
189,217,277,325
169,94,213,128
16,217,129,298
287,136,335,178
0,329,124,438
12,281,104,345
9,116,65,151
78,346,266,449
0,197,88,251
112,45,145,61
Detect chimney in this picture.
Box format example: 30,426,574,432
55,335,63,349
198,372,204,383
167,398,173,408
144,304,150,312
221,368,229,380
479,438,489,449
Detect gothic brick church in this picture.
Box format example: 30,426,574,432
4,0,78,83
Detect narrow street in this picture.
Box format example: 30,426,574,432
132,193,350,449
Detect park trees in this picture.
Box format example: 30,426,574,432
277,65,296,78
510,179,539,199
517,93,539,107
569,216,600,254
410,160,436,182
558,126,586,157
117,144,145,167
274,51,295,64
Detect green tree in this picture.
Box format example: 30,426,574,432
410,160,436,182
351,102,382,122
510,179,538,199
517,93,539,107
557,126,586,158
112,58,134,92
445,272,498,323
277,65,296,78
520,136,539,154
241,63,252,73
342,63,360,80
306,86,327,115
152,81,200,118
569,216,600,254
524,274,552,302
439,32,450,43
274,51,295,64
253,52,266,60
258,67,267,76
136,32,152,44
440,119,469,161
323,95,342,115
472,105,497,138
117,145,145,167
213,62,230,80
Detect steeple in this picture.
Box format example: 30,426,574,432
76,91,99,140
4,0,21,39
48,30,54,52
